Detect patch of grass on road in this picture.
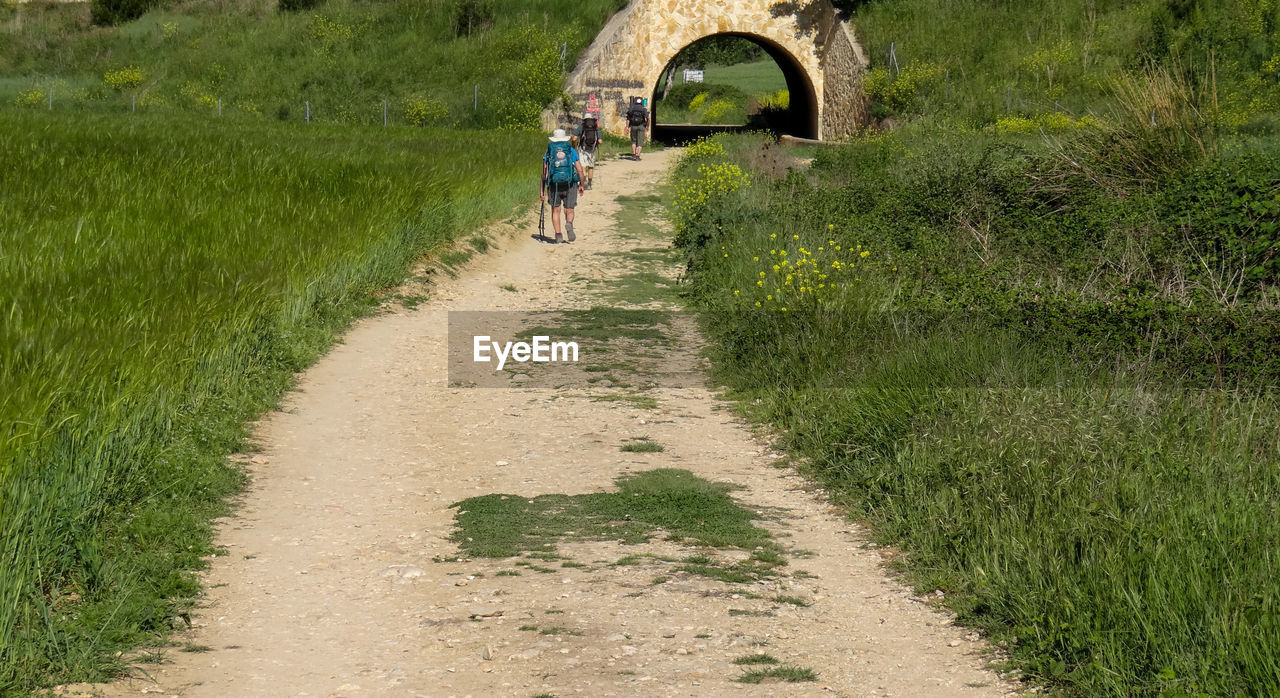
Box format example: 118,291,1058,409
737,666,817,683
733,653,780,665
448,469,778,559
621,438,664,453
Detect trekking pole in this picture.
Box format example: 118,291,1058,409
538,199,546,241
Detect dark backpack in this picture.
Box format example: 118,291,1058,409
627,107,647,127
581,118,600,148
544,142,577,185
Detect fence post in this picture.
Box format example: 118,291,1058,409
306,101,311,123
48,88,52,111
218,98,222,116
382,99,387,127
474,85,478,111
132,94,136,113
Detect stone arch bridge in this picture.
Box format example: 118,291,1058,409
545,0,868,141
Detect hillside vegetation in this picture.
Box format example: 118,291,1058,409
850,0,1280,132
669,0,1280,694
1,0,626,127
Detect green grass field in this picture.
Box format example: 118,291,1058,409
0,110,542,692
0,0,627,128
694,60,785,95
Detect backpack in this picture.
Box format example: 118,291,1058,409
627,106,647,127
544,142,577,185
581,118,600,149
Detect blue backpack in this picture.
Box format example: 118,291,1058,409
545,142,577,186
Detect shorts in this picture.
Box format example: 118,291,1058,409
579,148,596,169
546,181,578,209
630,126,645,147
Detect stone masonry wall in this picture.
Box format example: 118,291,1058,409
821,21,869,140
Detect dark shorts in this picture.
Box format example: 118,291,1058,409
630,126,645,147
546,181,578,209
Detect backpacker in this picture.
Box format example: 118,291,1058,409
544,142,577,186
581,117,600,149
627,106,647,127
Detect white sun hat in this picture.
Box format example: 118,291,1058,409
549,128,570,142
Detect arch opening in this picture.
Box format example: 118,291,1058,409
650,32,820,144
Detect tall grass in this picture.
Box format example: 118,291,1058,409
0,110,543,691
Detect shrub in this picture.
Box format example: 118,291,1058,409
103,67,144,91
701,99,738,123
13,88,45,108
758,89,789,110
90,0,158,26
452,0,494,37
403,94,448,126
862,62,945,114
278,0,323,12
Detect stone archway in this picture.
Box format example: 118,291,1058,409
545,0,868,141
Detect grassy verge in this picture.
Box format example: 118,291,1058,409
0,110,542,692
669,132,1280,694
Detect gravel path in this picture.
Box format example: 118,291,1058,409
69,149,1016,698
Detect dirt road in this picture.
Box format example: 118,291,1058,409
74,149,1014,697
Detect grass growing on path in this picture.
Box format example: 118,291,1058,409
620,438,664,453
737,666,817,684
0,110,542,692
449,469,777,558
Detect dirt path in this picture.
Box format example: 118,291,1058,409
73,149,1014,698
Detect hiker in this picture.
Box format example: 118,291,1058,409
626,96,649,160
573,111,601,190
541,128,587,244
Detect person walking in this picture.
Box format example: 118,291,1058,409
573,111,601,190
541,128,587,244
626,97,649,160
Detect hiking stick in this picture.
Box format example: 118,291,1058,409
538,199,546,240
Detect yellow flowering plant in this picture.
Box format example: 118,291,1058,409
729,231,874,313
